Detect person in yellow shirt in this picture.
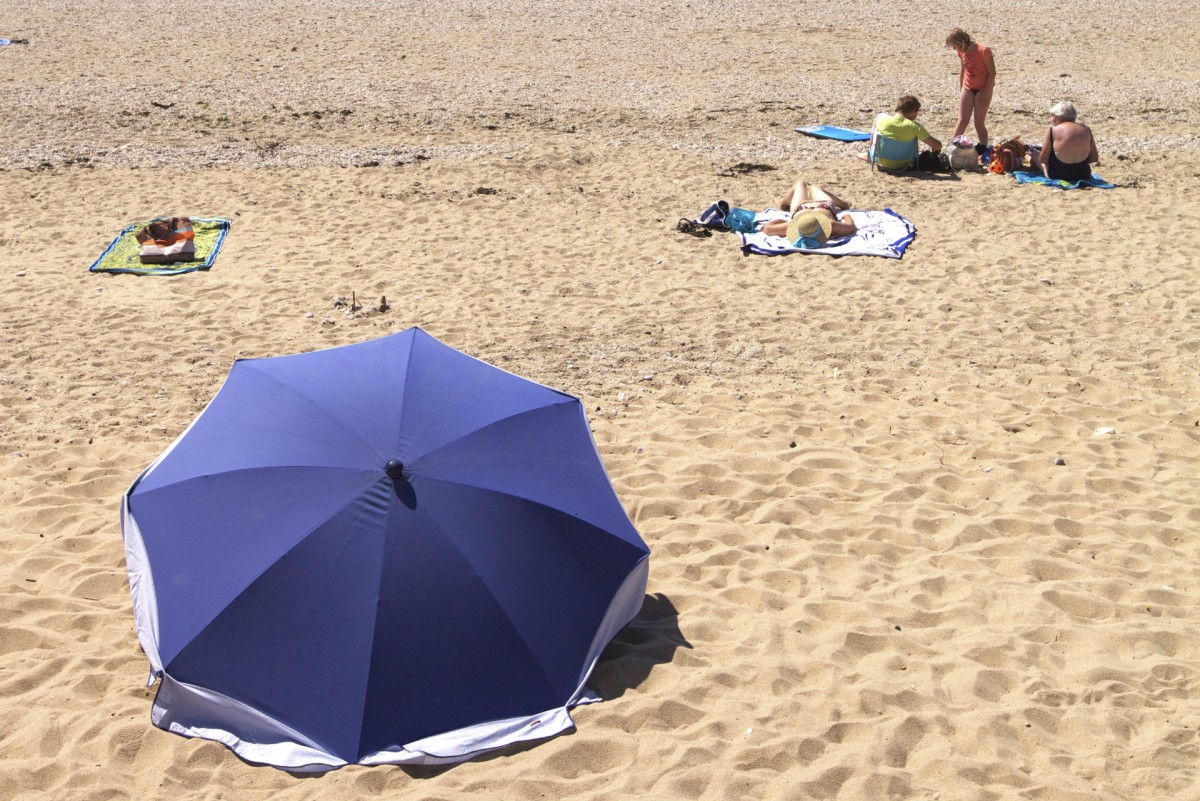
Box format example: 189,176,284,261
870,95,943,170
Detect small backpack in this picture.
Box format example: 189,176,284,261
917,150,952,173
989,138,1026,173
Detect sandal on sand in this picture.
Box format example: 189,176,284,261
677,218,712,237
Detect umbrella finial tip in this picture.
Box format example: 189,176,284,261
384,459,406,480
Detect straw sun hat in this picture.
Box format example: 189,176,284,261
785,210,833,247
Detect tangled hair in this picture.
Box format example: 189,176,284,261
1049,100,1078,121
946,28,973,50
895,95,921,115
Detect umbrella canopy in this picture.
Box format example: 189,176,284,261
122,328,649,770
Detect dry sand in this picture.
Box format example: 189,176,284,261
2,2,1199,799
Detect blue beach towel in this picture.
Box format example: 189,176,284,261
740,208,915,259
1012,169,1113,190
795,125,871,142
89,217,232,275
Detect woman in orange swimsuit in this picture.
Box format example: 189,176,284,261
947,28,996,154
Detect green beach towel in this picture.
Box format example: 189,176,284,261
89,217,232,275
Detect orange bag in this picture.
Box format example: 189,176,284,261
135,217,196,264
989,138,1026,174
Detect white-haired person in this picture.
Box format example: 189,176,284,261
760,179,857,247
1028,101,1100,182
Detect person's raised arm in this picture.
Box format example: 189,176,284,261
828,191,852,211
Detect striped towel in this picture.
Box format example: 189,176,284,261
739,209,916,259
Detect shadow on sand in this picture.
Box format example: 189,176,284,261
393,592,688,778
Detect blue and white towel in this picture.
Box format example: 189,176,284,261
1011,169,1114,190
739,208,916,259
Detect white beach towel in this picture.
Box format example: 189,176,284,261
739,208,916,259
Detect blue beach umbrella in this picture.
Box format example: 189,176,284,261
121,328,649,770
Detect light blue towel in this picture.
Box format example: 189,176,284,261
1012,169,1113,190
795,125,871,142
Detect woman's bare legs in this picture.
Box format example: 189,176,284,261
953,87,975,139
952,86,992,145
777,179,811,211
972,84,993,146
813,185,851,210
778,180,850,212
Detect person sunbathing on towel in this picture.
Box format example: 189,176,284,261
761,179,857,246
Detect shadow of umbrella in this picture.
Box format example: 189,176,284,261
588,593,690,701
394,593,688,779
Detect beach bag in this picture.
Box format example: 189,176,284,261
946,144,978,170
696,200,757,233
136,217,196,263
989,138,1025,174
724,206,758,233
696,201,727,229
917,150,952,173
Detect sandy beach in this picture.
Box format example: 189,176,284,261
2,2,1199,799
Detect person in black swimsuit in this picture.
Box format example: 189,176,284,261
1030,101,1100,181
